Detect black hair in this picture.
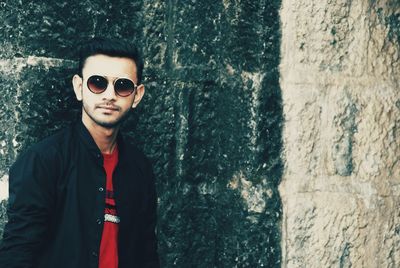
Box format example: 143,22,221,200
77,37,144,84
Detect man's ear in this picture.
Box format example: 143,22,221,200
72,75,83,101
132,84,145,108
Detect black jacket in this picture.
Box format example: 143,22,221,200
0,121,160,268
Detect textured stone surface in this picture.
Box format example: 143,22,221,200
140,1,283,266
4,0,396,267
280,0,400,267
0,0,282,267
0,0,144,58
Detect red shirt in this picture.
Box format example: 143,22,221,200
99,146,119,268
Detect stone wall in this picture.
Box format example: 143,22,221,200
280,0,400,267
1,0,399,267
0,0,282,267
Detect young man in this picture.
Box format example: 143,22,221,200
0,38,160,268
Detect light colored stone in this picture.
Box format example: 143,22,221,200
280,0,400,267
0,175,8,202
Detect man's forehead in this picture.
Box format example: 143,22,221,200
82,54,137,79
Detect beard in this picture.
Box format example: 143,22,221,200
82,102,131,129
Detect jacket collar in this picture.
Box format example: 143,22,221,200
75,120,129,165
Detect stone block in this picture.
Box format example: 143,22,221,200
280,0,400,266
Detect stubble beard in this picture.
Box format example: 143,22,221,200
82,102,131,129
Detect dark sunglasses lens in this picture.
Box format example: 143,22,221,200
87,76,108,94
114,79,135,96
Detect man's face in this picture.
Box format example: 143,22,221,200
72,54,144,129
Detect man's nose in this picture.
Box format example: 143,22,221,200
102,82,117,99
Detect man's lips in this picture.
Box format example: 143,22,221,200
96,105,120,111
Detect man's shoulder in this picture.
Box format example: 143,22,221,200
10,125,75,177
120,136,152,172
20,125,74,161
122,139,144,157
122,138,148,160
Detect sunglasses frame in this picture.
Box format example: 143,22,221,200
85,75,138,97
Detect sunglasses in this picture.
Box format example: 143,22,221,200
86,75,137,97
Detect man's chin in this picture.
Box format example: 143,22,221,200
95,120,120,129
83,105,131,129
93,113,130,129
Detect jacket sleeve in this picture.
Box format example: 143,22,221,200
142,161,160,268
0,149,55,267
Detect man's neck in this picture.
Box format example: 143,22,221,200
82,118,119,154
